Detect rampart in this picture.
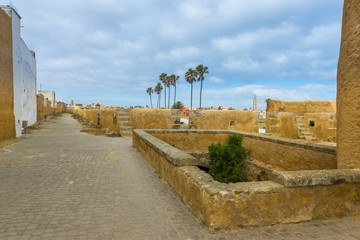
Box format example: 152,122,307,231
133,129,360,230
0,9,15,141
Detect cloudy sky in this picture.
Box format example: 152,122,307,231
14,0,343,109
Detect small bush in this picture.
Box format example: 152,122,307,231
208,134,248,183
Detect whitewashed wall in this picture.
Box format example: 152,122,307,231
11,8,22,137
37,91,55,108
21,39,37,127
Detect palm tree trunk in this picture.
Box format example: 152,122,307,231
168,86,171,109
191,83,193,110
174,84,176,106
150,95,153,108
164,84,166,108
200,80,203,109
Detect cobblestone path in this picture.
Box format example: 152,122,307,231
1,113,360,240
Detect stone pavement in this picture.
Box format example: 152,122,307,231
0,113,360,240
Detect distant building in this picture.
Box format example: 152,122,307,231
253,95,258,111
180,107,189,117
37,91,55,108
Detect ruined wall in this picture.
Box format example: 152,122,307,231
72,108,120,133
336,0,360,169
303,113,337,142
0,8,15,141
266,112,298,139
267,100,336,115
190,110,258,133
266,100,337,141
130,109,180,129
149,130,336,171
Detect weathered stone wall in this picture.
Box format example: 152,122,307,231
100,108,120,134
130,109,180,129
336,0,360,169
149,130,337,171
44,100,52,119
266,112,298,139
303,113,337,142
72,108,120,133
267,100,336,115
73,109,99,126
36,94,45,121
133,129,360,230
0,9,15,141
190,110,258,133
266,112,337,142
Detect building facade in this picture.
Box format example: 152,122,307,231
0,1,37,139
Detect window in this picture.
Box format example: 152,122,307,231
309,120,315,127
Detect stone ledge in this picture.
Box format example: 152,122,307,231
133,129,198,167
143,129,336,154
270,169,360,187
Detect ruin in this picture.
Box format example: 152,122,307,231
266,100,337,141
131,0,360,230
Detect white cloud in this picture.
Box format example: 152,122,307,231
298,84,336,92
208,76,225,84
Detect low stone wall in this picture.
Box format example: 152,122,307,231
189,110,258,133
130,109,180,129
149,130,336,171
133,129,360,230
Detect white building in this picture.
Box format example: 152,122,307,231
37,91,56,108
1,0,37,136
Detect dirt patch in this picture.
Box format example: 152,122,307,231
73,114,121,137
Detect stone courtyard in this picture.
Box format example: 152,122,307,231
0,114,359,240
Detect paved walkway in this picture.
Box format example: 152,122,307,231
1,114,360,240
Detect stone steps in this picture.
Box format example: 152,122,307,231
116,109,133,137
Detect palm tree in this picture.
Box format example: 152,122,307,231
159,73,167,108
185,68,197,111
170,74,180,106
154,83,163,108
146,87,154,108
166,76,172,109
195,64,209,109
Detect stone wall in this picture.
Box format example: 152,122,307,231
129,109,180,129
266,112,337,141
149,130,336,171
36,94,44,121
336,0,360,169
266,100,336,115
189,110,258,133
133,129,360,230
0,8,15,141
72,108,120,134
99,109,120,134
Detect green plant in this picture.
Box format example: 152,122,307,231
172,101,185,109
208,134,248,183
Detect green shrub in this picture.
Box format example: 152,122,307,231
208,134,248,183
